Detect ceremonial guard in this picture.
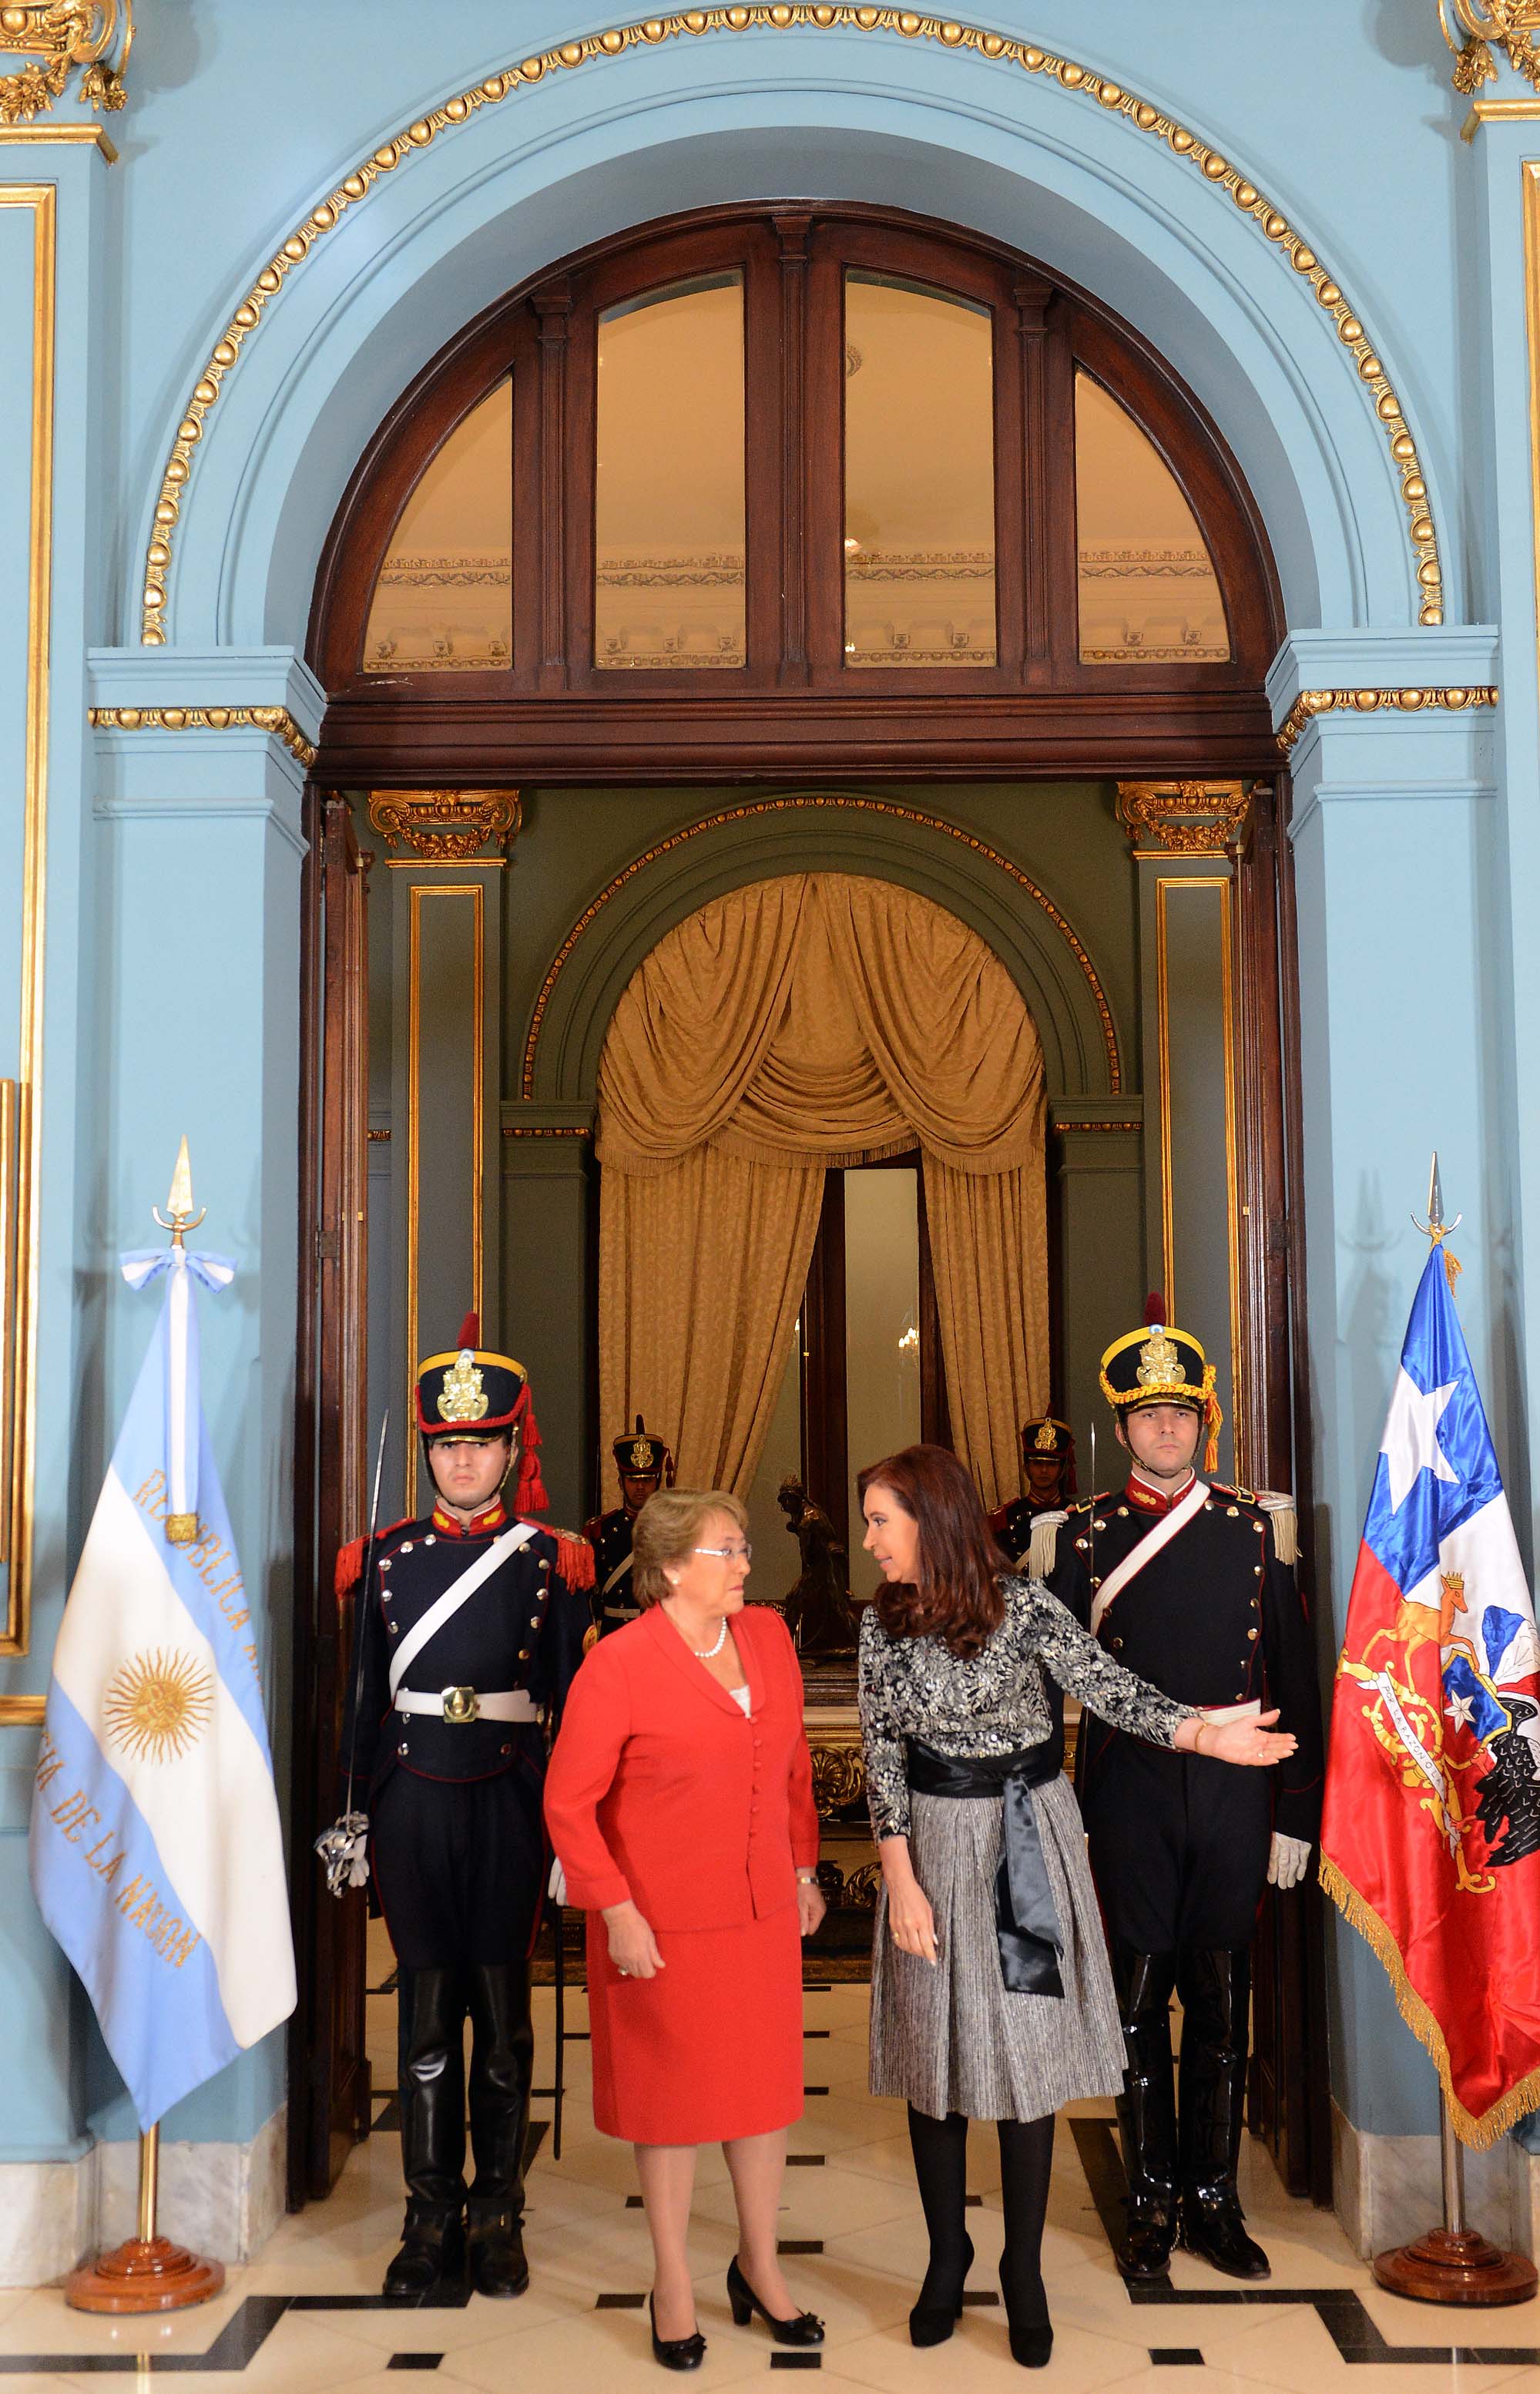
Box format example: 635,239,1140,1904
1041,1300,1322,2285
332,1317,593,2299
582,1413,673,1639
987,1414,1078,1573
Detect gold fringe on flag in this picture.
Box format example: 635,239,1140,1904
1319,1852,1540,2147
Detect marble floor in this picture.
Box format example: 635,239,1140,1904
5,1942,1539,2394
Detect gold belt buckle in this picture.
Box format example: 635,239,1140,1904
441,1685,480,1724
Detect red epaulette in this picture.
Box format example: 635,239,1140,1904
334,1517,412,1598
529,1523,596,1591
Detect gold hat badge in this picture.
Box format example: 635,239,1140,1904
437,1349,489,1423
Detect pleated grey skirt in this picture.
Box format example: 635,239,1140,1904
869,1774,1126,2121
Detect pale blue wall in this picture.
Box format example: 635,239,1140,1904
0,1,1535,2189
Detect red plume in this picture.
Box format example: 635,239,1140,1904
1144,1292,1166,1328
458,1311,479,1349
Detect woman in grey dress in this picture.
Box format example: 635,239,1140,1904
856,1445,1296,2368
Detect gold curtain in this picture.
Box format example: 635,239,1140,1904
597,874,1048,1505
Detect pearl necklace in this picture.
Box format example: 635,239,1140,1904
693,1616,729,1660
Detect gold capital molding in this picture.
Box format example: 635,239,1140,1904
0,1692,44,1726
1115,779,1253,855
1275,685,1498,754
522,792,1123,1097
139,8,1444,646
88,703,319,770
367,787,522,863
0,119,116,154
1439,0,1540,94
1461,93,1540,135
0,0,132,124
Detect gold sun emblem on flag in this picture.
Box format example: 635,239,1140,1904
102,1649,214,1765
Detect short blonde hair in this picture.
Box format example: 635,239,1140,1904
631,1488,749,1609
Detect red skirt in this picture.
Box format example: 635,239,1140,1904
586,1901,805,2144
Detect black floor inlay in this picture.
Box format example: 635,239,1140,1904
961,2290,999,2307
372,2095,401,2136
386,2358,443,2371
769,2356,821,2370
779,2240,823,2255
595,2292,646,2310
965,2194,981,2208
1067,2117,1540,2368
626,2193,644,2208
803,2086,829,2097
370,1969,400,1995
1151,2352,1204,2367
787,2154,825,2167
804,2030,830,2040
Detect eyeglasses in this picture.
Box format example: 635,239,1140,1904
693,1544,752,1563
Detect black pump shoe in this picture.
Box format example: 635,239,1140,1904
908,2231,974,2346
726,2256,824,2345
1003,2270,1053,2369
649,2292,706,2371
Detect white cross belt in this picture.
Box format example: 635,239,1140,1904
394,1687,539,1724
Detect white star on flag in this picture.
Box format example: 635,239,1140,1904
1447,1687,1475,1731
1381,1368,1460,1512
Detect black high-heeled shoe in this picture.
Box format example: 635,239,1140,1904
1002,2271,1053,2369
726,2256,824,2346
648,2292,705,2371
908,2232,974,2346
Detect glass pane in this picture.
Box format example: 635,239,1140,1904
364,379,512,673
596,274,746,670
1075,371,1229,663
844,1167,921,1597
743,1312,806,1615
844,273,996,669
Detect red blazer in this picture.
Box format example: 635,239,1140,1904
544,1601,820,1929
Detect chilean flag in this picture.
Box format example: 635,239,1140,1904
1320,1247,1540,2144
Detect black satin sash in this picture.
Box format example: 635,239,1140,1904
905,1738,1065,1999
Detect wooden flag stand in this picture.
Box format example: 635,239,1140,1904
1371,2098,1537,2307
65,2125,226,2313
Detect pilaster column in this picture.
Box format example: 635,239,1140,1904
1268,626,1499,2152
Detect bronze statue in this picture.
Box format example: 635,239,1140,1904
777,1474,857,1656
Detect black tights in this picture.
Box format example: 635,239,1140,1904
906,2106,1054,2328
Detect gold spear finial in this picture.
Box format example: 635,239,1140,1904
152,1136,206,1248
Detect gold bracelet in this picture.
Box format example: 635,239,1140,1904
1193,1721,1206,1756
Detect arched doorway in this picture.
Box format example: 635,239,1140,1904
293,201,1314,2218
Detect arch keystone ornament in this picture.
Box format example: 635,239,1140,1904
139,8,1444,643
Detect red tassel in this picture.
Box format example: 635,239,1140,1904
515,1393,548,1512
458,1311,479,1349
1144,1291,1166,1327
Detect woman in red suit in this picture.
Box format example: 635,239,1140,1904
545,1488,827,2370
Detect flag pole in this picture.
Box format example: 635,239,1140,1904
1367,1160,1536,2308
66,1150,226,2315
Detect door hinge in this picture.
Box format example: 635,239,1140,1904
315,1228,341,1261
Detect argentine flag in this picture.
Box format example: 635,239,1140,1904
28,1245,296,2130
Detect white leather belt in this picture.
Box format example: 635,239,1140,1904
394,1687,538,1725
1198,1699,1261,1726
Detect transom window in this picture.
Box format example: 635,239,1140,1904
313,206,1277,771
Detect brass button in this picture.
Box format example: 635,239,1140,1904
1117,1506,1129,1517
1226,1506,1240,1518
540,1559,551,1574
1247,1627,1259,1641
1112,1636,1124,1651
425,1534,436,1546
1205,1501,1216,1512
402,1540,414,1552
500,1742,512,1756
379,1559,391,1572
387,1621,398,1635
1075,1538,1089,1552
1254,1521,1265,1535
1091,1575,1102,1590
1253,1565,1263,1577
518,1647,531,1661
398,1741,409,1756
1094,1518,1107,1532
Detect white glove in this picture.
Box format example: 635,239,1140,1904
1267,1832,1310,1890
314,1812,370,1897
548,1855,569,1905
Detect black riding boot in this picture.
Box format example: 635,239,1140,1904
465,1962,534,2297
904,2107,972,2345
386,1967,469,2299
1110,1949,1179,2283
1176,1946,1269,2279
